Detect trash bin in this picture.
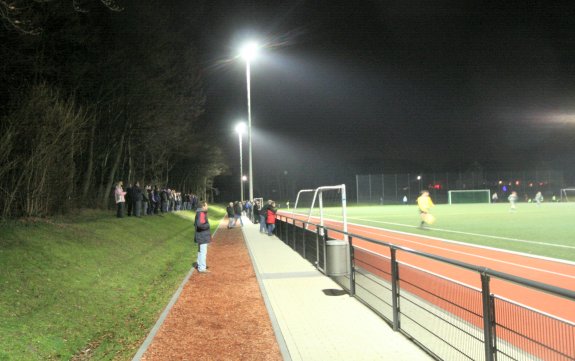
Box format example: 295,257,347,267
325,239,350,276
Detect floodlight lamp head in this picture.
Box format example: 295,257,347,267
240,41,259,61
235,122,246,134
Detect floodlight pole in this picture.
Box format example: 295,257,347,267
238,130,244,202
246,60,254,202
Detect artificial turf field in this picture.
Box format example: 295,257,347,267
305,202,575,263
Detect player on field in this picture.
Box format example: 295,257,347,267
534,191,543,206
417,190,435,229
508,191,518,211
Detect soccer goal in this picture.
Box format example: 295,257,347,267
560,188,575,202
292,184,348,238
448,189,491,204
291,184,350,276
253,197,263,207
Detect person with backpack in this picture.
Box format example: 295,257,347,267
226,202,235,229
194,201,211,273
232,201,244,227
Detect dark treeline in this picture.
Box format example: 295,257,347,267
0,0,226,218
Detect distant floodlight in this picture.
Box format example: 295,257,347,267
235,122,246,134
417,175,422,180
240,41,259,61
242,175,248,181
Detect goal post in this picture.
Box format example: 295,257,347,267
448,189,491,204
292,184,350,276
560,188,575,202
293,184,348,239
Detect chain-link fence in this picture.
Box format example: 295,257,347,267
356,170,565,204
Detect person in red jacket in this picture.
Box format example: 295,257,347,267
266,201,277,236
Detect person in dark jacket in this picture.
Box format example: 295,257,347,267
152,186,161,214
226,202,235,229
232,201,244,227
194,201,211,273
125,183,133,216
266,201,277,236
253,200,260,224
132,182,143,217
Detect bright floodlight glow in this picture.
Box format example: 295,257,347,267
240,41,259,61
417,175,422,180
235,122,246,134
242,175,248,181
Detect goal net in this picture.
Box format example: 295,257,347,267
560,188,575,202
448,189,491,204
252,197,264,221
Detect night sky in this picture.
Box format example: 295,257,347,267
197,1,575,193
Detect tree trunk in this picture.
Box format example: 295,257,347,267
100,132,126,209
81,121,96,202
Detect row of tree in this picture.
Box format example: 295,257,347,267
0,0,227,218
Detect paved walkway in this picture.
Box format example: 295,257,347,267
242,219,433,361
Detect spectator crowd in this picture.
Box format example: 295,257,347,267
114,181,199,218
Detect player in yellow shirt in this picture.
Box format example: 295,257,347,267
417,190,435,229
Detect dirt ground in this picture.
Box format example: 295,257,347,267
140,221,283,361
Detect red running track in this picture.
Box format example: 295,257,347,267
279,212,575,359
279,213,574,320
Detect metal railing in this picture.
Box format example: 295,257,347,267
275,215,575,361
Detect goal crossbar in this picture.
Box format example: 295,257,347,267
560,188,575,202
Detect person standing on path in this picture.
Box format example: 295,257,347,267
266,201,278,236
226,202,235,228
194,201,211,273
259,200,270,233
232,201,244,227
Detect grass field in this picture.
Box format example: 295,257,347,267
304,202,575,262
0,206,225,361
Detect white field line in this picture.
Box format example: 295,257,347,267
353,226,575,280
281,211,575,269
348,216,575,250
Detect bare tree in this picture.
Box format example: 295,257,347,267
0,0,122,35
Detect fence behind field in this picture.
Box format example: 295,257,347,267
275,215,575,361
356,170,565,204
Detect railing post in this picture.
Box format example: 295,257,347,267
349,236,355,296
290,221,294,245
302,224,306,259
481,273,496,361
322,227,327,273
293,221,297,251
315,225,320,270
390,248,400,331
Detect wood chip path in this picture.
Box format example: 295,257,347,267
140,220,283,361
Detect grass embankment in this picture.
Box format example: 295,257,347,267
0,206,225,361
